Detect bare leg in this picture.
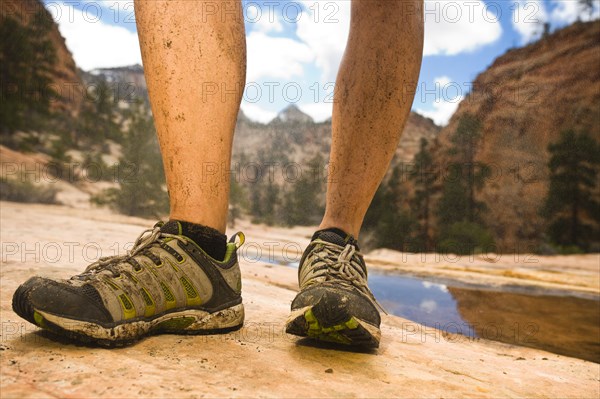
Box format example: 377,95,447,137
320,0,424,238
135,0,245,233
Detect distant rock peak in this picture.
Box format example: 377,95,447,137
272,104,314,124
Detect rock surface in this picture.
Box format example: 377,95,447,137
434,21,600,250
365,248,600,295
1,201,599,398
2,0,83,115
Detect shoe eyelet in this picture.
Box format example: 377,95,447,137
136,262,151,273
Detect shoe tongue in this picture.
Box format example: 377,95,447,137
160,220,183,235
313,228,359,250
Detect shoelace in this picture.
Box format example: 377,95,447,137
308,241,388,314
80,225,189,278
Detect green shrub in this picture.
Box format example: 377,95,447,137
0,177,58,204
541,130,600,252
438,221,495,255
539,242,585,255
89,100,169,219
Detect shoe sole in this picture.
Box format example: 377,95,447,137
285,305,381,348
13,282,244,347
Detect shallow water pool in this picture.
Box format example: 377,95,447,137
262,255,600,362
368,271,600,363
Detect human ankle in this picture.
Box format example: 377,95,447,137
169,220,227,260
312,227,360,249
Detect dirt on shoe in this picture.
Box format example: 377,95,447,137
12,221,246,346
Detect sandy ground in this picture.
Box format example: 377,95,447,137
1,201,599,398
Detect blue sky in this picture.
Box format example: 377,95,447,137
44,0,599,124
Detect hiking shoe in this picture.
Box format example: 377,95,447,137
12,221,245,346
285,229,385,348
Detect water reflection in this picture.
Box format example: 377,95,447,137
368,273,472,335
260,254,600,362
369,272,600,363
449,287,600,363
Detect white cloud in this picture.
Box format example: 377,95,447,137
415,76,464,126
47,2,142,70
246,32,314,82
248,12,283,33
297,102,333,123
512,0,548,44
241,101,331,124
434,76,452,88
240,102,277,124
550,0,600,25
296,0,503,77
420,299,438,314
424,0,503,56
551,0,580,23
422,281,449,293
417,99,462,126
96,0,127,7
295,1,500,122
512,1,600,44
296,0,351,82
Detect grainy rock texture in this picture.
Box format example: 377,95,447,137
1,202,599,398
434,21,600,250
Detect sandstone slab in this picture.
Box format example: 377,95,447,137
1,202,598,398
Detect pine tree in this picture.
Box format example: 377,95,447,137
282,175,317,226
263,181,280,226
229,175,247,227
0,11,57,135
542,130,600,250
249,179,266,223
436,113,494,254
95,101,168,218
364,163,415,251
93,78,121,141
410,138,438,251
363,182,387,231
376,163,415,251
245,154,285,225
246,166,269,224
77,77,121,145
448,113,490,223
578,0,595,20
281,154,325,226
